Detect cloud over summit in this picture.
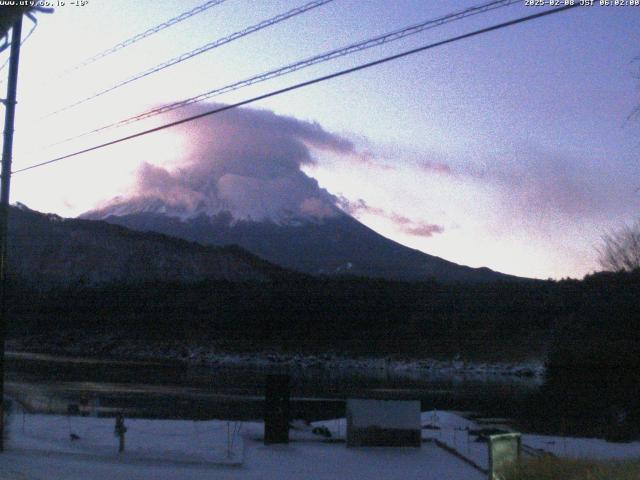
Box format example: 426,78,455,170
104,104,357,222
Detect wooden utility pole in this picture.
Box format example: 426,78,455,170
0,14,23,452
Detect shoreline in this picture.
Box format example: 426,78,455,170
6,334,546,383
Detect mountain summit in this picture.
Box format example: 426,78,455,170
80,104,521,283
83,199,519,283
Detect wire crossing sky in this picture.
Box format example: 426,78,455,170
8,1,640,280
44,0,334,117
52,0,522,146
64,0,230,73
13,5,579,175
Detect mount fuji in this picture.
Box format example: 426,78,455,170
82,197,520,284
80,104,522,284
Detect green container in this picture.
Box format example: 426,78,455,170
488,433,521,480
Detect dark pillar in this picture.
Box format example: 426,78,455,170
264,374,290,444
0,14,23,453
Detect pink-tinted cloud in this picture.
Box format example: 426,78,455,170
99,104,361,221
347,150,396,171
417,160,454,175
346,138,459,176
344,148,455,175
402,223,445,237
341,198,444,238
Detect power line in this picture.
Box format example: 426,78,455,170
65,0,229,73
13,4,581,176
55,0,520,145
44,0,334,117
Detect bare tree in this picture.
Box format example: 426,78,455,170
598,219,640,272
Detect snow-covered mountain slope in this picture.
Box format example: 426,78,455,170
83,200,522,284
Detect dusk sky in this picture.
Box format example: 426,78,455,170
4,0,640,279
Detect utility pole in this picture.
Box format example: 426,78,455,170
0,14,23,452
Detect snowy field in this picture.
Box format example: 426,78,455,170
0,409,638,479
422,410,640,472
0,411,482,480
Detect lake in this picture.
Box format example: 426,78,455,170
4,351,639,441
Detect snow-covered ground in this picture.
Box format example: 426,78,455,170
1,409,638,479
0,411,483,480
522,434,640,461
421,410,640,472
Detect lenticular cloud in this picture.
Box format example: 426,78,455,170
98,104,356,222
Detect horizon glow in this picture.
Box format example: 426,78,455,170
3,0,640,280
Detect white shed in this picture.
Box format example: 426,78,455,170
346,399,421,447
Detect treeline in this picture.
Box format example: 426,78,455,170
5,270,640,363
0,276,557,358
545,270,640,370
533,271,640,441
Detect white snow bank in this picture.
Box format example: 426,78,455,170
2,410,638,480
0,412,484,480
522,434,640,460
6,414,243,465
420,411,640,471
